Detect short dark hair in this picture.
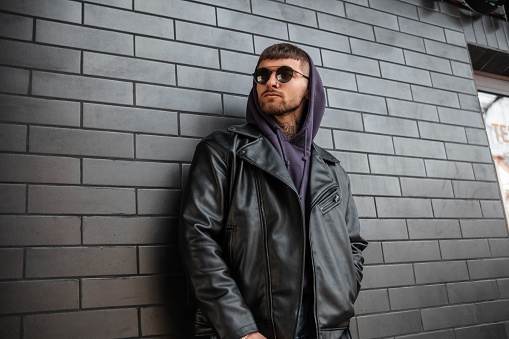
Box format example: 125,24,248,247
256,43,309,73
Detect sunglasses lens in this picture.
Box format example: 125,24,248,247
254,68,270,84
276,67,294,83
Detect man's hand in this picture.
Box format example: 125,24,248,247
245,332,267,339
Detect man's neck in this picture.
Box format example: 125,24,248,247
272,112,303,140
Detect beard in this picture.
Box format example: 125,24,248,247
258,90,307,116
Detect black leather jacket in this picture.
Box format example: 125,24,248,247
179,124,367,339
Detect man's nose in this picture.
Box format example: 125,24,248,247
265,71,280,88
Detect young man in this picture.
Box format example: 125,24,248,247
180,43,367,339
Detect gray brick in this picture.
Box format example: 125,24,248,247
0,123,26,152
0,12,32,40
192,0,250,12
499,278,509,298
476,300,509,323
465,127,489,146
137,189,181,216
422,304,477,331
480,200,505,218
387,98,438,122
0,215,81,246
136,36,219,68
32,71,133,105
418,121,467,143
411,85,460,108
83,52,176,85
401,178,453,198
432,199,482,218
364,114,419,137
254,37,323,66
322,108,362,131
451,60,473,78
369,155,426,177
315,129,334,149
407,219,461,239
452,181,500,199
135,0,215,24
360,219,408,241
489,238,509,257
0,0,81,23
399,17,446,42
350,174,401,196
217,8,287,40
0,39,81,73
0,248,23,279
0,154,80,184
369,0,419,20
82,275,184,307
362,264,415,289
354,290,390,315
36,20,133,56
318,13,374,41
374,27,426,53
177,66,251,96
136,135,200,162
414,261,469,284
176,21,253,53
362,241,383,264
380,62,431,86
425,39,470,63
333,130,394,154
353,39,405,65
438,107,484,128
83,103,178,135
289,24,350,53
447,280,499,304
83,0,132,9
468,257,509,280
28,185,136,215
328,89,387,115
440,239,490,260
288,0,345,16
23,308,139,339
357,75,412,100
84,4,174,39
425,159,474,180
322,50,379,76
221,50,258,74
431,72,477,95
404,50,452,74
136,83,222,114
346,3,398,30
445,143,492,163
252,0,317,27
180,114,244,138
0,66,29,94
384,241,441,263
0,317,19,338
460,219,508,238
458,93,481,111
0,280,78,315
224,94,248,118
357,310,422,338
30,126,134,158
389,284,448,310
26,247,137,278
353,196,377,218
445,29,467,47
454,323,509,339
329,150,370,173
473,163,497,181
394,137,446,159
376,197,433,218
418,7,462,31
0,94,80,126
139,245,182,274
83,216,176,245
0,184,25,213
318,67,358,92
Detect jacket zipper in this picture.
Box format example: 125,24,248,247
226,225,236,280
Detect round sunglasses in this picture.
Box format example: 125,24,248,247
253,66,309,85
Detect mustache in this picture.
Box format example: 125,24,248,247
261,89,284,97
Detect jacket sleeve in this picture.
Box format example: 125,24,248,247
179,141,259,339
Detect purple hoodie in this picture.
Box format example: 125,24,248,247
245,52,326,209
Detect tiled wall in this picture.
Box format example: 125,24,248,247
1,0,509,338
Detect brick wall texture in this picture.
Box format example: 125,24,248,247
1,0,509,338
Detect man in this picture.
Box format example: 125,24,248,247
180,43,367,339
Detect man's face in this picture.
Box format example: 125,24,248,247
256,58,309,118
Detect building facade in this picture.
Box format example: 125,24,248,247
0,0,509,338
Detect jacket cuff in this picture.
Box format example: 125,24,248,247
222,323,259,339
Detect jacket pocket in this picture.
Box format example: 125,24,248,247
226,225,236,280
318,188,341,214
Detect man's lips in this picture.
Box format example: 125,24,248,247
262,91,282,98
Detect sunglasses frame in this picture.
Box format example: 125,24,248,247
252,66,309,85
